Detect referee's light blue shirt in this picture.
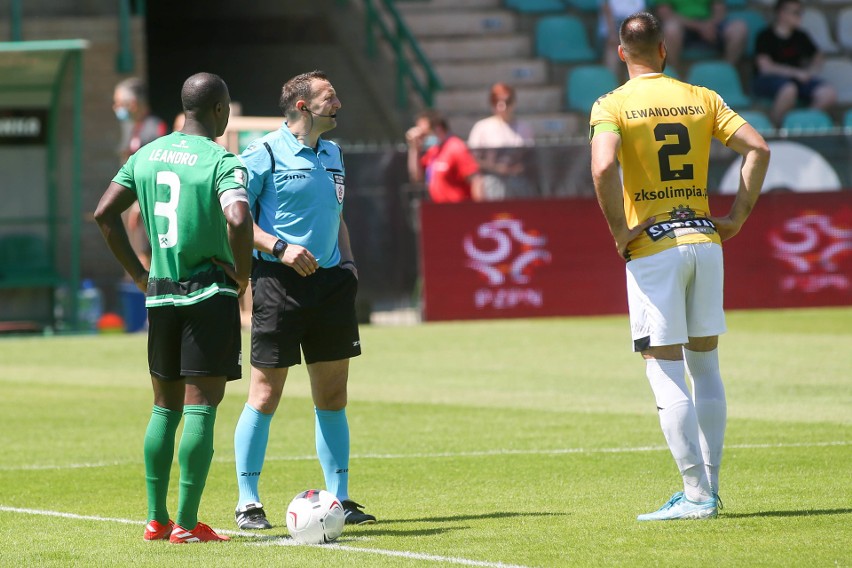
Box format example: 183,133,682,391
240,123,345,268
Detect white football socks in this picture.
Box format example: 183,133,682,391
645,357,713,502
685,348,727,495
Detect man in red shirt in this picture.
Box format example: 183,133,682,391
406,110,483,203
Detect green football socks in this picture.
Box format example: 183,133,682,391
143,405,181,524
176,404,216,530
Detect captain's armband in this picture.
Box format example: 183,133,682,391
589,122,620,141
219,188,249,211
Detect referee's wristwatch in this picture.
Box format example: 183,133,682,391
272,238,288,259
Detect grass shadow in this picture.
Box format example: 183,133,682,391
340,511,569,538
384,511,569,524
231,526,460,542
342,526,464,538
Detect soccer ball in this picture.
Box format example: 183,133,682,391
286,489,345,544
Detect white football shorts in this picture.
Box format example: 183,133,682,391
625,242,726,352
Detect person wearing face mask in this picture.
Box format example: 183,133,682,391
113,78,168,271
114,77,168,164
467,83,536,200
406,109,484,203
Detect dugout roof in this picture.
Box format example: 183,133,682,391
0,40,88,331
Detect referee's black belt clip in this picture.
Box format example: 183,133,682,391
644,218,717,241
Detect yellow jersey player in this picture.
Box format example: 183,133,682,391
590,12,770,521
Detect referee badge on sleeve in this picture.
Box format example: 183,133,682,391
333,173,345,203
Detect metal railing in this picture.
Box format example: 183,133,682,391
116,0,135,72
362,0,441,109
9,0,22,41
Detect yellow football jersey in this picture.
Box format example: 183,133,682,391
589,73,746,259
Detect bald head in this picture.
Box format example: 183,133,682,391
179,72,231,138
181,72,229,114
619,12,664,63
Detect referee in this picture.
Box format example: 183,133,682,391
232,70,376,529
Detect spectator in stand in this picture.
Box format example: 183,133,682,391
653,0,748,75
114,78,168,163
467,82,536,200
406,109,484,203
599,0,648,80
113,77,168,270
753,0,836,127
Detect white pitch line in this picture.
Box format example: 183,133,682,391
0,506,140,526
2,440,849,472
1,460,132,472
0,506,530,568
323,440,852,461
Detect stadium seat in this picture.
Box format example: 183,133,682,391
504,0,565,14
801,8,840,54
725,0,747,7
728,9,767,56
565,65,619,113
535,15,597,63
738,110,774,135
837,7,852,52
686,61,751,109
682,44,718,61
664,68,680,80
844,109,852,129
780,108,834,133
818,58,852,105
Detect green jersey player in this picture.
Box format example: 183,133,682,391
95,72,252,543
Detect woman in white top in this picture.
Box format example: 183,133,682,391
467,82,536,200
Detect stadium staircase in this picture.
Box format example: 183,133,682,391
394,0,852,139
396,0,584,140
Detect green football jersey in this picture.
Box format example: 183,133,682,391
112,132,248,307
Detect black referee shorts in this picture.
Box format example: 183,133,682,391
251,259,362,368
147,293,243,381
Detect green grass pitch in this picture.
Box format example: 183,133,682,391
1,307,850,566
